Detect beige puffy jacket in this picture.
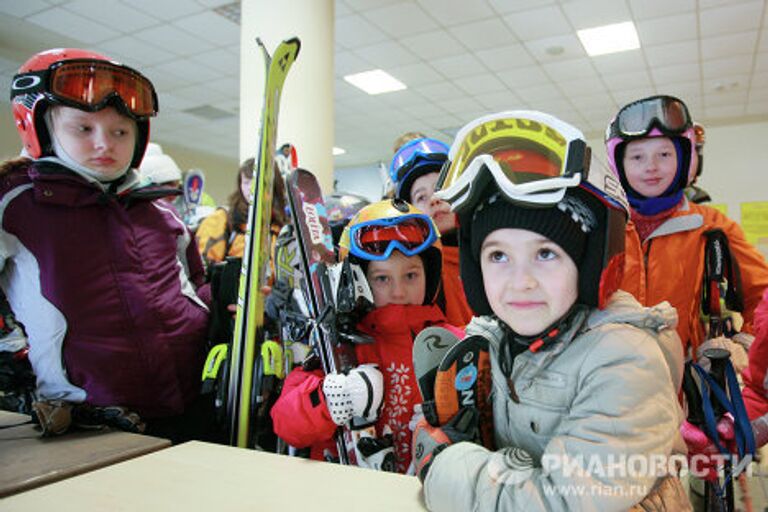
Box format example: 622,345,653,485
423,291,689,511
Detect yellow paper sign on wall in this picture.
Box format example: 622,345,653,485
741,202,768,260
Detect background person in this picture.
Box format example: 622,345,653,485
605,95,768,361
390,137,473,326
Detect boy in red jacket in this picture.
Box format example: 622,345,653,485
271,199,461,473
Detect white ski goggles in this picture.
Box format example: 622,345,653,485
435,111,590,213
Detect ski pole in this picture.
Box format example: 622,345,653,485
705,347,735,512
683,361,721,512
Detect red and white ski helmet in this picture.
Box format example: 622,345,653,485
10,48,158,168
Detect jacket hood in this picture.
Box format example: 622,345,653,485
585,290,683,390
357,303,447,336
35,158,143,194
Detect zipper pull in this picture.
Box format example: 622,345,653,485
506,376,520,404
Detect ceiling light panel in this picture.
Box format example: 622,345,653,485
343,69,406,95
577,21,640,57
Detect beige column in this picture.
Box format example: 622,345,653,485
239,0,335,193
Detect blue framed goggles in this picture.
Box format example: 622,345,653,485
348,213,437,261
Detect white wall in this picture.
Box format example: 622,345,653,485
692,121,768,223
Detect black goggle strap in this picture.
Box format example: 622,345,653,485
563,139,590,181
395,153,447,183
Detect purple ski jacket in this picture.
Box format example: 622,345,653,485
0,158,210,418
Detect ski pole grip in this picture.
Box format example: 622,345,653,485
704,347,730,418
682,361,705,426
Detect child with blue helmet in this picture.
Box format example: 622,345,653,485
390,137,473,326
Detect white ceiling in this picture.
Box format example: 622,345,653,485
0,0,766,168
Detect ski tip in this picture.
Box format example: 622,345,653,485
285,37,302,55
413,326,462,376
437,335,489,372
254,36,301,57
414,327,461,354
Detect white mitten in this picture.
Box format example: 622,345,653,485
322,364,384,426
697,336,749,373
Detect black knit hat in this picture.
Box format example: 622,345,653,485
460,191,597,316
395,156,446,203
469,193,591,265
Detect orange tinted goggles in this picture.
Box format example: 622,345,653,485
12,59,158,118
350,215,437,261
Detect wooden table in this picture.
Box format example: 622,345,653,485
0,411,170,498
1,441,427,511
0,410,29,428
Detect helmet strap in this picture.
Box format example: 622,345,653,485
440,229,458,247
497,303,588,377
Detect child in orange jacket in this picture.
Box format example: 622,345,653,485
605,95,768,359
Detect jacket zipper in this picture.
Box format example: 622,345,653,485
643,238,653,299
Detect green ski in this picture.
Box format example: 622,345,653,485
228,37,300,448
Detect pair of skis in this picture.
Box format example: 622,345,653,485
226,36,361,459
285,168,361,464
226,37,300,448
